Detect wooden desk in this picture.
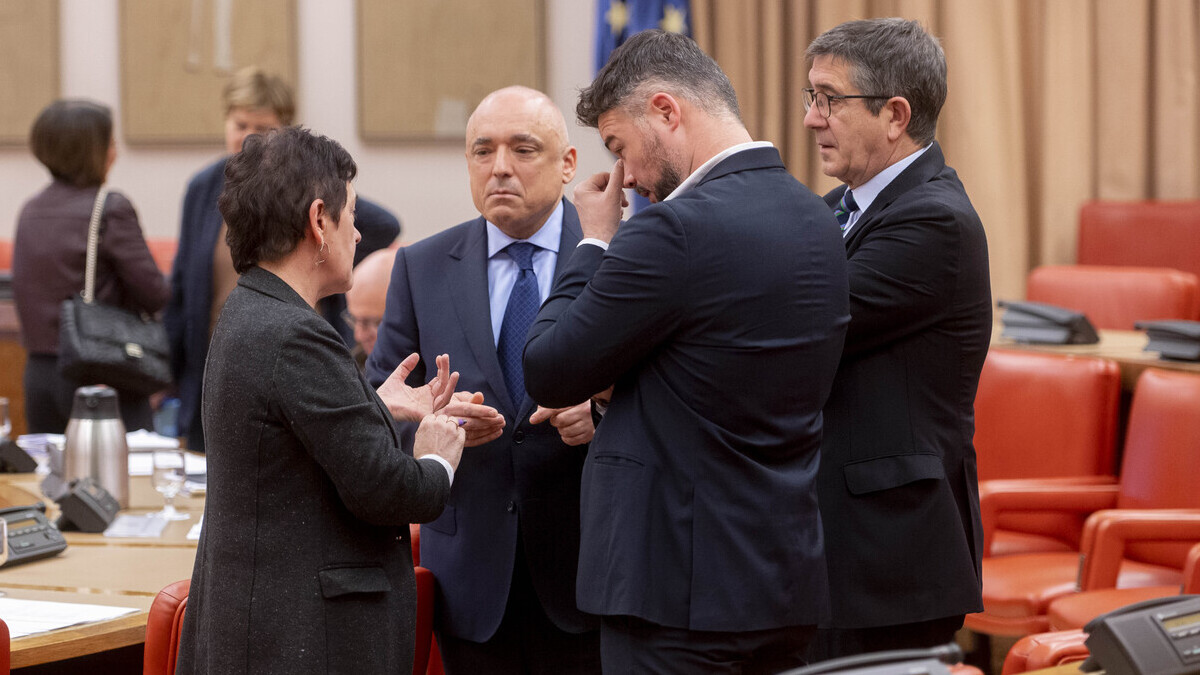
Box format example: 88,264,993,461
0,473,201,669
993,327,1200,391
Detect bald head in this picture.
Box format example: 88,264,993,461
346,248,395,356
465,86,578,240
468,86,570,151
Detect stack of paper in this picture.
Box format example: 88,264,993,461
0,597,138,639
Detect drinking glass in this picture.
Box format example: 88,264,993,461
0,397,11,440
0,519,8,567
151,449,190,520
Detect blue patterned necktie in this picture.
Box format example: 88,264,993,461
833,189,859,235
497,242,539,407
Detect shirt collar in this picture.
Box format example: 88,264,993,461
845,144,931,215
665,141,775,201
486,200,565,258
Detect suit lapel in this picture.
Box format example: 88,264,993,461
447,219,515,414
553,199,583,283
843,142,947,252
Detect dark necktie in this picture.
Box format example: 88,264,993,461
497,242,539,407
833,189,859,234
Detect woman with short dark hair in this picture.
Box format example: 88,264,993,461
175,126,474,673
165,66,401,452
13,99,168,433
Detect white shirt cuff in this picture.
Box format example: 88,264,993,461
578,238,609,251
418,454,455,487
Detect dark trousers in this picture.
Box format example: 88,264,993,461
601,615,816,675
437,541,600,675
807,615,965,662
23,353,153,434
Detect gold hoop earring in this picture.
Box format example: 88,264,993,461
315,241,328,266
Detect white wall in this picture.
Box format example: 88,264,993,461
0,0,611,245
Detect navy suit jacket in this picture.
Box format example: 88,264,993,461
524,147,850,632
818,141,991,628
366,199,597,642
165,156,400,451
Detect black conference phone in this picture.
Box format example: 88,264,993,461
1084,594,1200,675
0,502,68,567
55,477,121,533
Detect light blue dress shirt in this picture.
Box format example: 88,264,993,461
486,200,564,345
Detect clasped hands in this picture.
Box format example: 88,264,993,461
376,352,595,448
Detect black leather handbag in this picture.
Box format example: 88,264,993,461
58,187,171,395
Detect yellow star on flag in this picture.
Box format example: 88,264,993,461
660,5,688,34
606,1,630,36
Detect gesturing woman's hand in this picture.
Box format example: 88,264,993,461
377,353,460,422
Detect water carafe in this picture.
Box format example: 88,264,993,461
63,385,129,508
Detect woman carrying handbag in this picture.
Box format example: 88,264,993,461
13,100,168,433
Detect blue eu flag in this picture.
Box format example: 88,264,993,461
594,0,691,211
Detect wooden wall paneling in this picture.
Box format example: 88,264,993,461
0,1,58,145
119,0,297,144
358,0,545,141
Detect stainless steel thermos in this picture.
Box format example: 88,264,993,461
63,385,129,508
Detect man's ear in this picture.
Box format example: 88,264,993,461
884,96,912,142
561,145,578,184
646,92,682,132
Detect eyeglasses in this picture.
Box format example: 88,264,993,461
341,311,383,330
802,88,892,118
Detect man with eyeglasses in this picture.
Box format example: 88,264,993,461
343,248,393,368
802,18,992,659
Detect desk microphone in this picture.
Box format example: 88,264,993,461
777,642,963,675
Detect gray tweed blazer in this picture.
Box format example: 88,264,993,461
176,266,450,674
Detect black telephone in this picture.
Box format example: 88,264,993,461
0,502,68,567
1136,320,1200,362
998,299,1101,345
55,477,120,533
0,439,37,473
1084,594,1200,675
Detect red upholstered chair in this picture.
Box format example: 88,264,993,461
410,523,421,566
144,238,177,275
1046,541,1200,631
427,641,445,675
144,579,190,675
966,368,1200,637
1001,629,1090,674
1078,200,1200,281
413,566,436,675
1025,264,1200,329
974,349,1121,556
0,617,10,675
0,240,12,272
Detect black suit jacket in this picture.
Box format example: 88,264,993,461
365,199,597,642
524,147,850,632
177,267,450,674
818,142,991,628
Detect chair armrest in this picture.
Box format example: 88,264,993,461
980,480,1120,555
1078,509,1200,590
1185,543,1200,594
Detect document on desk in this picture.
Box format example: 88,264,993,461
0,597,138,638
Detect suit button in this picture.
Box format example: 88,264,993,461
513,430,525,444
506,500,516,513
